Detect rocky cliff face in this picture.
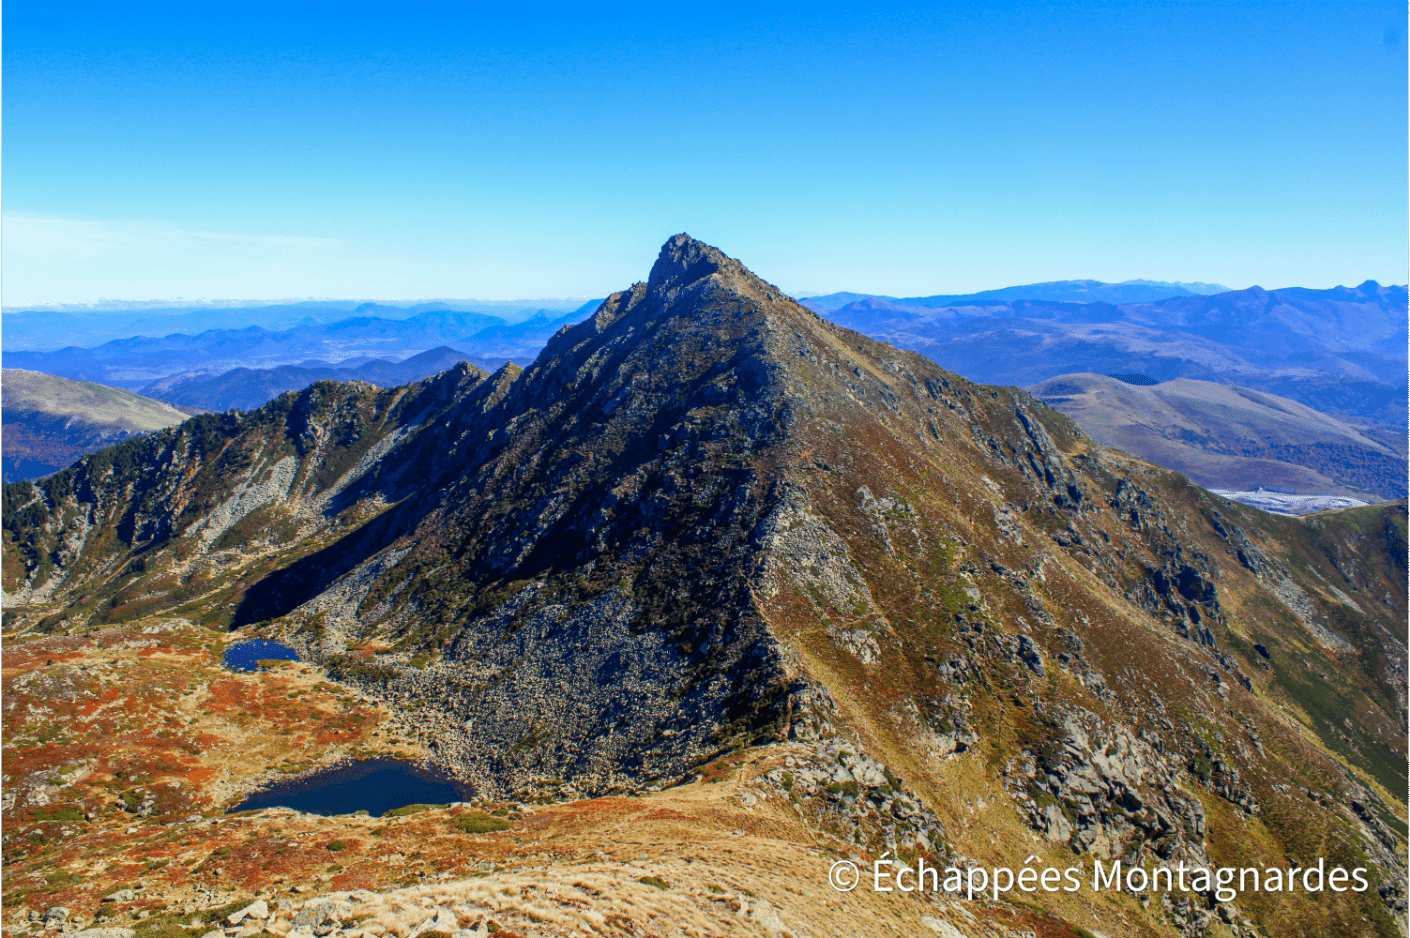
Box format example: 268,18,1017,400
5,235,1406,937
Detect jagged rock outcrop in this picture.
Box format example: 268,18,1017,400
1005,707,1213,863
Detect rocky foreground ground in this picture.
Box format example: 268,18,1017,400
7,789,1098,938
4,621,1129,938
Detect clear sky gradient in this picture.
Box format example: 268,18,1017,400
4,0,1406,306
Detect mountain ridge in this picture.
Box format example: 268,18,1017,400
3,235,1406,937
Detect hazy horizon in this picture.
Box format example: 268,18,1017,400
14,275,1410,318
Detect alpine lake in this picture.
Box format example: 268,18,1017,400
224,640,474,816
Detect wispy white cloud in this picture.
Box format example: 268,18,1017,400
2,214,353,306
5,214,345,253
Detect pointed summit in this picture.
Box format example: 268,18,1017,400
640,233,790,310
646,233,735,295
533,233,814,403
571,234,755,337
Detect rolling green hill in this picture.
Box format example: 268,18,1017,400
2,369,191,482
1029,373,1407,501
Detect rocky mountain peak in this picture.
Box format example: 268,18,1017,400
3,237,1405,938
639,233,797,321
526,235,817,418
646,233,735,295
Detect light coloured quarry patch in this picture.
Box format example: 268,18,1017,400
1269,576,1354,654
757,485,888,664
186,456,299,549
311,416,432,511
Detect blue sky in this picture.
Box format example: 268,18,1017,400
4,1,1406,306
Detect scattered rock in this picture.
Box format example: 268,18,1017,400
408,909,457,938
227,900,269,925
1006,706,1212,864
920,917,971,938
740,897,785,934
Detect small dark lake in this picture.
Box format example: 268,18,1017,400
224,639,301,673
229,758,474,817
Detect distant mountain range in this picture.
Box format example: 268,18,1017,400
0,298,595,351
141,346,489,411
5,278,1404,453
804,280,1408,431
1,369,190,482
1029,373,1407,503
801,278,1232,310
3,305,593,390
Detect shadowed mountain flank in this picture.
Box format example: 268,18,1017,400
4,236,1406,936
